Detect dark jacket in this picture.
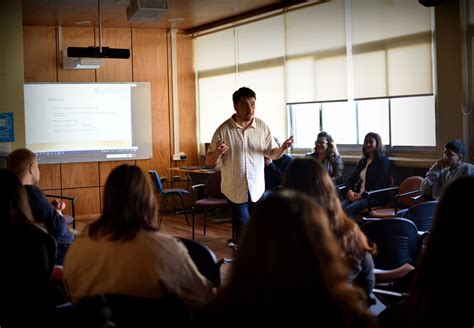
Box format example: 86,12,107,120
264,154,293,191
346,154,391,201
306,152,345,184
25,185,74,244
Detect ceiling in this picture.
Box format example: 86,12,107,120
22,0,321,35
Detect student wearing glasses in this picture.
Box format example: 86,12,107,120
306,131,344,184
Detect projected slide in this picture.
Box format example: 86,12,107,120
25,84,133,151
24,83,152,164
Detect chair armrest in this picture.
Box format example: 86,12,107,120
362,186,399,211
374,263,415,282
45,194,77,202
45,194,77,229
191,184,207,202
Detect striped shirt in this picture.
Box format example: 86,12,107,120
208,116,276,203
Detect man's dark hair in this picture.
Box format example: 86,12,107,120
232,87,256,104
445,139,466,157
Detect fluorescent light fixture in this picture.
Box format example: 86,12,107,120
62,50,104,70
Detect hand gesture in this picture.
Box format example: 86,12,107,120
216,140,229,156
281,136,294,150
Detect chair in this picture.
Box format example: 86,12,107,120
0,222,58,326
191,171,228,240
148,170,190,229
45,194,77,229
177,237,221,288
360,218,420,299
397,200,438,232
366,176,424,218
70,293,190,327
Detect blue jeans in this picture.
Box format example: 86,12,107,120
342,197,386,219
227,194,257,241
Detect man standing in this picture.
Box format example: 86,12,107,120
206,87,293,242
421,139,474,199
7,148,74,265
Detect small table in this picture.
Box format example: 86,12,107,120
168,167,216,186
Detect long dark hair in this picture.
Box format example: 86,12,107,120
316,131,339,160
89,164,158,241
407,176,474,326
282,158,375,267
214,190,375,326
0,169,34,225
362,132,384,158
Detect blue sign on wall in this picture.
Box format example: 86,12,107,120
0,112,14,142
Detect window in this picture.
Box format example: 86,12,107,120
289,95,435,151
195,0,435,151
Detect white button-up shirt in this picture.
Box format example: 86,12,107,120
208,116,276,204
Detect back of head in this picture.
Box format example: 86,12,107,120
219,190,374,326
6,148,36,180
445,139,466,158
89,164,157,241
0,169,34,224
282,157,338,212
408,176,474,325
282,158,374,263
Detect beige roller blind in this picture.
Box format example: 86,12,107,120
285,0,347,102
351,0,432,99
196,29,237,143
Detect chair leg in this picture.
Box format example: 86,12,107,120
203,210,207,236
192,210,196,240
158,196,167,229
177,194,190,226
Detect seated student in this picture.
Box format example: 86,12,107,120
264,137,293,191
306,131,344,184
420,139,474,200
63,164,214,312
282,157,376,300
378,176,474,328
0,169,61,326
7,148,75,265
198,190,376,326
341,132,391,219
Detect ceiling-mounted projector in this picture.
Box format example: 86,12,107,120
67,47,130,59
127,0,169,21
62,50,103,70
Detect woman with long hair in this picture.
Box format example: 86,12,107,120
342,132,391,218
307,131,344,184
200,190,376,326
63,164,214,310
282,158,376,298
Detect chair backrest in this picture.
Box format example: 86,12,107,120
397,176,424,209
72,293,190,326
0,221,56,297
177,237,221,287
206,171,225,199
148,170,163,194
361,218,419,270
402,200,438,232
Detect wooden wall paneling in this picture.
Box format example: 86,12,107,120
99,186,104,212
62,187,101,220
61,162,99,188
38,164,61,190
176,33,198,166
23,26,57,82
57,27,96,82
99,160,134,186
96,28,133,82
132,29,171,179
